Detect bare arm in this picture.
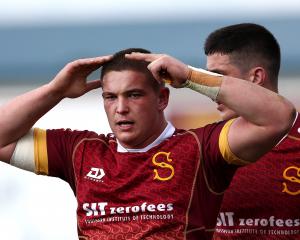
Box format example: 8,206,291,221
126,53,296,162
216,76,294,161
0,56,112,162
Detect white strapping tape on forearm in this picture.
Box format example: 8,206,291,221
10,129,35,172
181,66,223,101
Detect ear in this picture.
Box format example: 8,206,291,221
248,67,266,86
157,87,170,111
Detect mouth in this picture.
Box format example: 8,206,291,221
116,120,135,130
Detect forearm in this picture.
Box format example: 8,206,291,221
184,67,295,130
0,83,63,147
184,67,296,161
217,76,295,128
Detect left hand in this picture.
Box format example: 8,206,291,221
49,55,112,99
126,53,189,88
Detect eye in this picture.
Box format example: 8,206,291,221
103,95,116,101
128,92,142,98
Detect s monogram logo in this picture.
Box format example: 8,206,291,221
282,166,300,195
152,152,175,181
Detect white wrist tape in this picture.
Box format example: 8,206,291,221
10,129,35,172
181,66,223,101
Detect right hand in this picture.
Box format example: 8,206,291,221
48,55,112,98
125,53,189,88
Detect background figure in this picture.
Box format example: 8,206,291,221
205,23,300,240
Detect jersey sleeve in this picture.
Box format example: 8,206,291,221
11,127,101,192
38,128,100,190
218,119,253,165
193,120,246,193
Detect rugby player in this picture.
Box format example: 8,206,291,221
0,48,295,239
201,23,300,240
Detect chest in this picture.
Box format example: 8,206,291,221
73,137,202,217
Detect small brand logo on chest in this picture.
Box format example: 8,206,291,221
85,167,106,182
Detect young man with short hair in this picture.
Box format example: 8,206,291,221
201,23,300,240
0,48,295,239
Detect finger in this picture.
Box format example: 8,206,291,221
70,55,113,76
71,55,113,70
147,62,165,84
125,53,164,62
88,55,113,65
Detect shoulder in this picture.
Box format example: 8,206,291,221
35,128,113,150
171,121,228,157
44,128,107,141
188,120,228,142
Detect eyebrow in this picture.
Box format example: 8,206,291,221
102,88,146,96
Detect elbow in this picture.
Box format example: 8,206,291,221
275,101,296,138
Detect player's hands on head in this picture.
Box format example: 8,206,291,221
49,55,112,99
125,53,189,88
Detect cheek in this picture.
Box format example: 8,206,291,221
138,104,160,122
104,103,115,118
133,98,157,112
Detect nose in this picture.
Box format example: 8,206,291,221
116,97,129,114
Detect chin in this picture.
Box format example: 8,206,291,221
116,133,137,148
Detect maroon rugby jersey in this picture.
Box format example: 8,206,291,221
34,121,238,240
214,114,300,240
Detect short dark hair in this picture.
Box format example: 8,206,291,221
204,23,281,83
101,48,164,91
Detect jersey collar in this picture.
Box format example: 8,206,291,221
117,121,175,153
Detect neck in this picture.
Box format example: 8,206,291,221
117,120,174,152
136,118,168,148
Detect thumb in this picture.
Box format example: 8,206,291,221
85,80,102,93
